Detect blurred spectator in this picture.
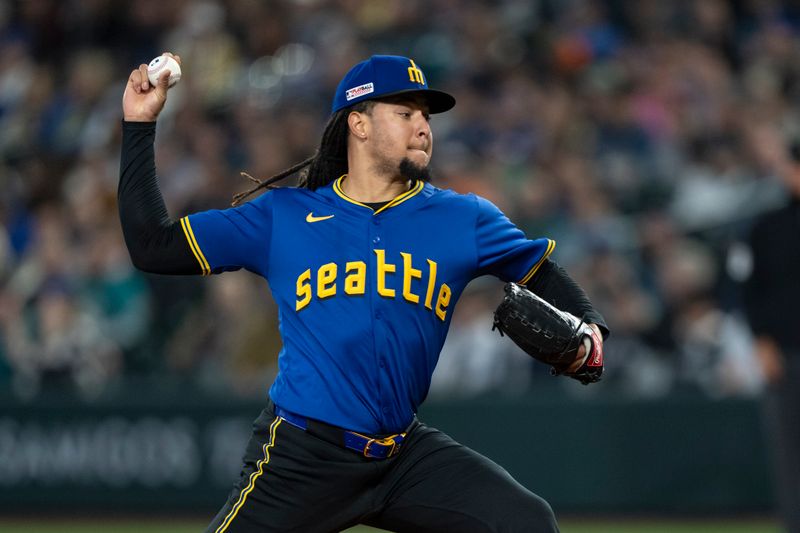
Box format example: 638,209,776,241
1,278,121,400
741,138,800,533
164,273,280,397
430,280,534,398
659,239,759,397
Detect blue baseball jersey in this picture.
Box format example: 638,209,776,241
183,177,554,434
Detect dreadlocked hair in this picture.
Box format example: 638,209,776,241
231,101,374,206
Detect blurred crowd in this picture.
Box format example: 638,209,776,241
0,0,797,401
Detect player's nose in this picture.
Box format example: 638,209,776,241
415,114,431,139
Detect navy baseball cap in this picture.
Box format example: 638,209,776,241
331,55,456,114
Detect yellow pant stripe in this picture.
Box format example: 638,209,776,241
518,239,556,285
215,417,282,533
180,216,211,275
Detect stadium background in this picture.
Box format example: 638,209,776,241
0,0,794,531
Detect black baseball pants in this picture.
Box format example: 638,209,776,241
205,401,558,533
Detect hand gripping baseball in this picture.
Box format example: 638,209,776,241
123,52,181,122
493,283,604,385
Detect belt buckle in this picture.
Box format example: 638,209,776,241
363,436,399,458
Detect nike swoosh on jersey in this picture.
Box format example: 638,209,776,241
306,213,335,223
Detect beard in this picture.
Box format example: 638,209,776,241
398,157,432,183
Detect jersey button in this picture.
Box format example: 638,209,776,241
372,236,381,244
373,219,380,226
379,358,385,368
375,311,382,320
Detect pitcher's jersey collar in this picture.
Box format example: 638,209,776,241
325,174,425,215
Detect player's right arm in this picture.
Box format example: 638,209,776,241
119,53,201,274
119,55,271,276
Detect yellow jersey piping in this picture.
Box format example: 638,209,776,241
214,417,282,533
333,175,369,209
180,216,211,275
517,239,556,285
375,179,423,214
333,175,423,215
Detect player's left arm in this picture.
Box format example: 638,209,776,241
524,258,607,373
525,259,608,340
474,196,608,371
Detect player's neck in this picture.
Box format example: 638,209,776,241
341,170,411,203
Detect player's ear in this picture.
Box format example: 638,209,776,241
348,110,368,140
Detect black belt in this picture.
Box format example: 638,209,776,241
274,405,407,459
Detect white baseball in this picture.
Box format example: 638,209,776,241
147,55,182,87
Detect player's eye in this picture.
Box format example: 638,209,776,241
398,112,411,118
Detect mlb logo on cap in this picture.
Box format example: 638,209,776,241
331,55,456,114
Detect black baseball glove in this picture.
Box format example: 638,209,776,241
493,283,603,385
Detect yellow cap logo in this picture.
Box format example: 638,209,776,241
407,59,425,85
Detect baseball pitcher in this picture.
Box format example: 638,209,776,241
119,53,608,533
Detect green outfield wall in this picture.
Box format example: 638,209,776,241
0,387,772,514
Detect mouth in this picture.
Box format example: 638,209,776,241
409,149,430,164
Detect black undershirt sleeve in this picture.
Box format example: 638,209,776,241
118,121,203,275
525,259,610,340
